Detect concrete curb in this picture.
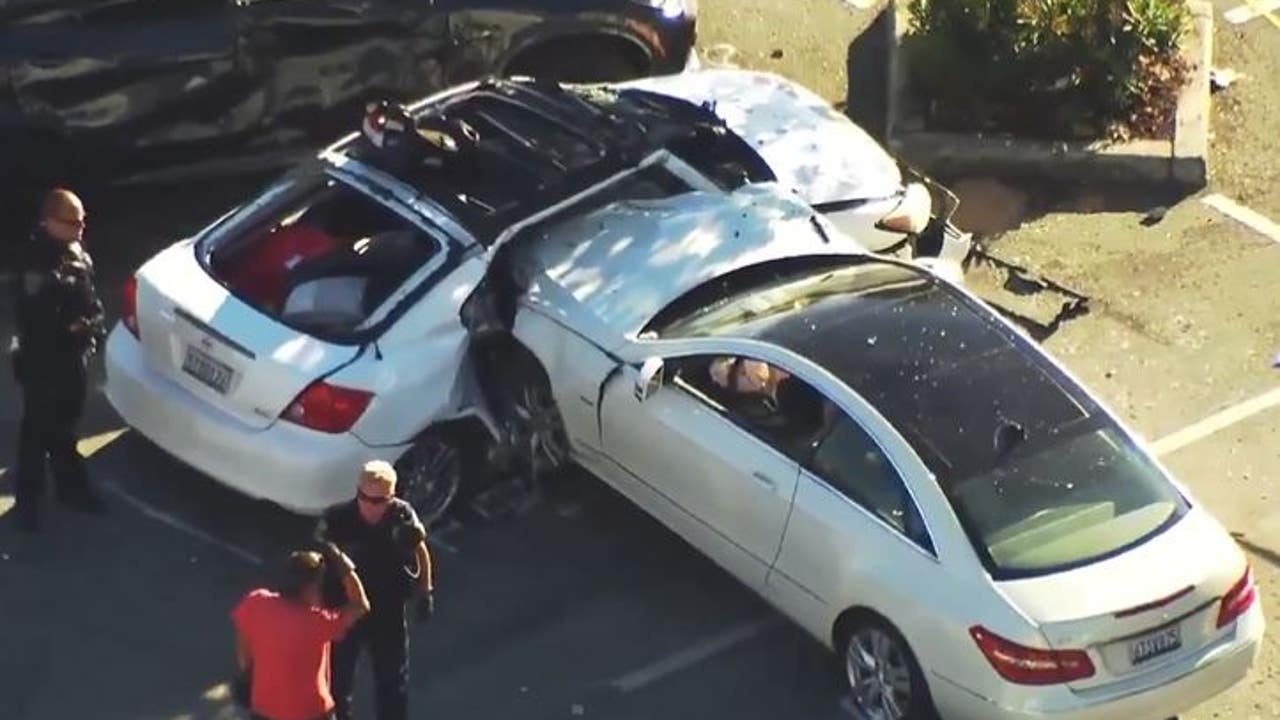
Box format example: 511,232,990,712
885,0,1213,187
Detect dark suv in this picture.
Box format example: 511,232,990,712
0,0,696,246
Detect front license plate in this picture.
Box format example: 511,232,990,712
1129,623,1182,666
182,345,234,394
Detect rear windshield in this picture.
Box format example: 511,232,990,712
947,424,1188,578
197,168,443,340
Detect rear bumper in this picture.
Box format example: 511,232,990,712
103,325,407,515
932,604,1264,720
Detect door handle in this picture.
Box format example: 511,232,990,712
751,471,777,488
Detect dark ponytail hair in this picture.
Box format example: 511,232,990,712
278,551,326,600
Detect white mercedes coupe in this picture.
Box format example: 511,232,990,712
103,70,1261,719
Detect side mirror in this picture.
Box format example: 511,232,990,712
634,357,665,402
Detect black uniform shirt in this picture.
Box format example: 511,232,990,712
318,498,423,605
14,231,106,368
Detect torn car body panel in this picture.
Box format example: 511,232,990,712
620,69,903,205
510,183,869,353
0,0,696,184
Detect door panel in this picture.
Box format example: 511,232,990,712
770,470,941,642
600,367,798,588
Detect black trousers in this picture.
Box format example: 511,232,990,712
15,360,90,512
332,599,409,720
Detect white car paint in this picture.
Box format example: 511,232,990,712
622,69,902,204
517,183,864,349
622,68,916,251
506,257,1262,719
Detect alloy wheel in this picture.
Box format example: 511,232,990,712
396,435,462,527
845,626,915,720
510,382,569,479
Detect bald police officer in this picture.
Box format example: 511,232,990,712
317,460,434,720
11,188,107,531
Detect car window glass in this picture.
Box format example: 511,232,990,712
810,413,931,549
672,355,830,462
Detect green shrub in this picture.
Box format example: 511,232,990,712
903,0,1192,139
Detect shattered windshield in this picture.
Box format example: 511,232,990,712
948,424,1188,578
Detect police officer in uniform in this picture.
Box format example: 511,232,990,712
11,188,107,532
317,460,434,720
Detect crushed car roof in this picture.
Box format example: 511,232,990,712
620,69,904,205
516,183,864,344
338,77,776,248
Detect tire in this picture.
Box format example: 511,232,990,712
394,430,463,528
486,347,570,483
506,37,647,84
838,615,937,720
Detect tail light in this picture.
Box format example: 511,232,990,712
122,275,140,339
876,182,933,234
1217,564,1257,629
969,626,1095,685
283,381,373,434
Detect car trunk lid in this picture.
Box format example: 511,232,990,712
134,240,361,431
996,508,1246,691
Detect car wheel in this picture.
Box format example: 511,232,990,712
841,617,936,720
394,431,463,528
506,374,570,481
486,349,570,483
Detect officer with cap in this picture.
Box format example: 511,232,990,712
11,187,107,531
316,460,434,720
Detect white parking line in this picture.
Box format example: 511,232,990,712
1202,194,1280,243
1226,0,1280,23
609,616,783,693
1150,386,1280,457
100,478,266,565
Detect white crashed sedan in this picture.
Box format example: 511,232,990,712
104,68,965,522
538,247,1264,719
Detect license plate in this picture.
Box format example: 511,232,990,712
182,345,234,394
1129,623,1182,666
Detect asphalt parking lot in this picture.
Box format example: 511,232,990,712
3,1,1280,719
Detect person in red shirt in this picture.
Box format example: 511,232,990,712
232,544,370,720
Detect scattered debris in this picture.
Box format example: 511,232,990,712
700,43,741,69
963,247,1091,341
769,48,784,59
1141,206,1168,227
1210,67,1246,93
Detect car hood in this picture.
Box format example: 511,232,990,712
619,69,904,205
516,183,869,350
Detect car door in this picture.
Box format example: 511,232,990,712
238,0,451,140
599,351,819,589
768,403,942,640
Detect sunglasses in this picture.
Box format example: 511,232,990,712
357,489,391,505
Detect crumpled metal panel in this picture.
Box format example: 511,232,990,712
0,0,695,183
